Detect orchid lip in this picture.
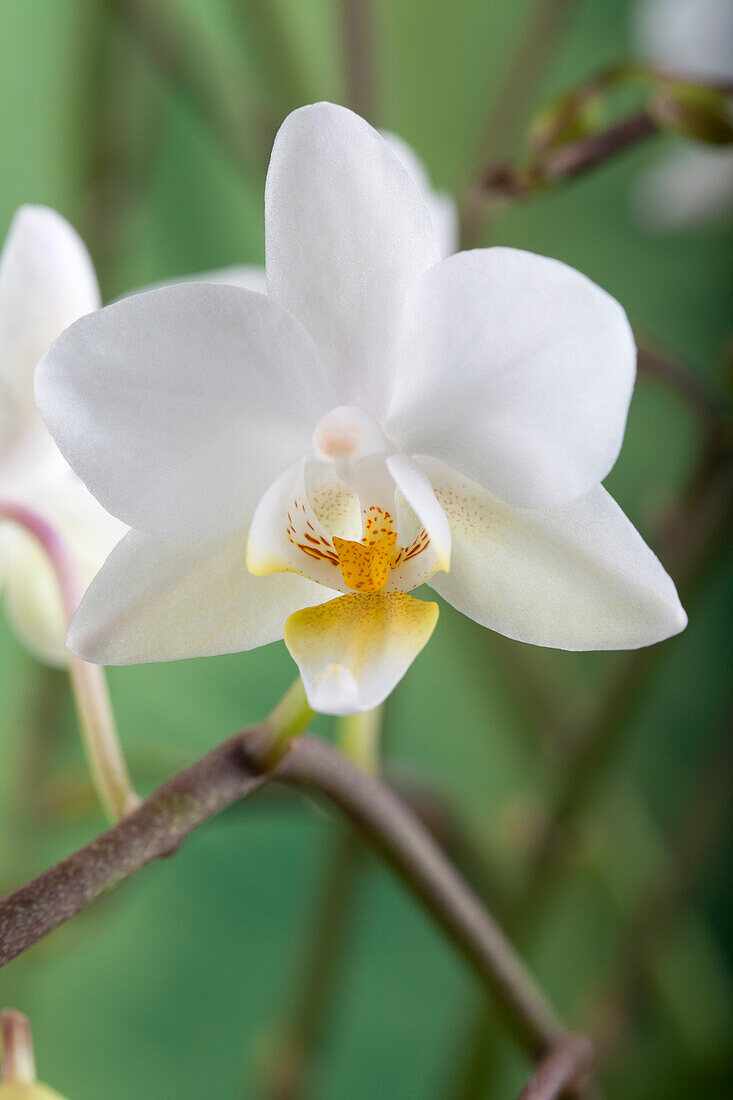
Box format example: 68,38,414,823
246,446,449,599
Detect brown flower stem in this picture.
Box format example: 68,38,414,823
388,770,512,923
108,0,276,176
278,738,566,1057
464,63,730,227
516,1033,593,1100
342,0,375,120
480,109,658,203
0,729,570,1064
0,731,267,967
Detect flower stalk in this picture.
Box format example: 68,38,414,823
254,679,316,771
0,503,138,823
466,59,733,228
338,704,383,774
515,1033,593,1100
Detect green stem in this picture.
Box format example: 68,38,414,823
259,679,316,768
338,704,383,773
0,503,138,823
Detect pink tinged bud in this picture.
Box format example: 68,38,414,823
0,1011,69,1099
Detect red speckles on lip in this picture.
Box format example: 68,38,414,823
285,495,432,586
286,496,339,565
391,527,430,565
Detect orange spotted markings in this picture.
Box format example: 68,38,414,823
333,530,397,591
332,505,402,592
286,499,430,592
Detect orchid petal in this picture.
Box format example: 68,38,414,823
131,265,267,296
421,457,687,650
380,131,459,258
0,206,99,458
35,283,336,543
247,458,360,591
284,591,438,715
386,248,636,508
386,453,451,588
68,528,338,665
265,102,440,417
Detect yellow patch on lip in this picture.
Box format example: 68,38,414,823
332,530,397,592
283,590,440,715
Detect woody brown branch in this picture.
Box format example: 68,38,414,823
0,729,577,1064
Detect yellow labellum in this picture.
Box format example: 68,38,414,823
284,590,439,714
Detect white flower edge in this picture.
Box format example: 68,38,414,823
0,206,125,665
420,457,687,650
385,247,636,509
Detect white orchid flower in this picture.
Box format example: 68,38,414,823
0,206,126,665
36,103,686,716
632,0,733,229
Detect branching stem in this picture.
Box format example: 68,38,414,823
0,730,572,1064
516,1034,593,1100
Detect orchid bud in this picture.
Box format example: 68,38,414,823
528,92,605,154
650,82,733,145
0,1012,68,1100
0,1082,68,1099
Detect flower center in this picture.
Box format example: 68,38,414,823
247,406,447,596
332,507,398,592
312,406,387,465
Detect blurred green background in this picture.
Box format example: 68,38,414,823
0,1,731,1097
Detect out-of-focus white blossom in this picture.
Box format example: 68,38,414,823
0,208,125,664
632,0,733,229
